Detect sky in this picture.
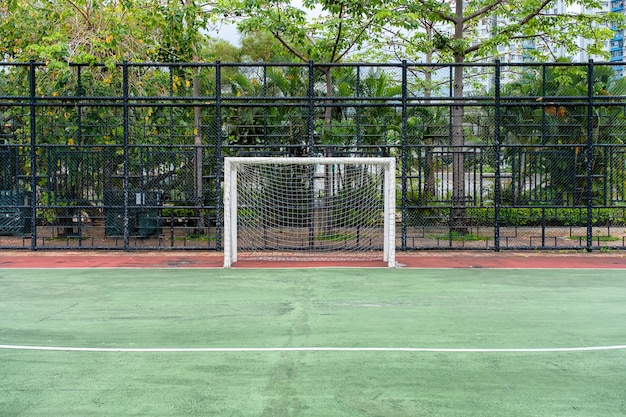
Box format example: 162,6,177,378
206,1,322,46
209,21,240,45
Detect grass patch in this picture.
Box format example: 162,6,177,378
315,233,353,242
567,235,619,242
48,235,91,241
173,234,216,241
430,231,489,241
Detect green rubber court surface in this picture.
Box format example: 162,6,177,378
1,267,625,416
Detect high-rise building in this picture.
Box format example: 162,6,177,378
474,0,616,64
473,1,571,63
609,0,625,75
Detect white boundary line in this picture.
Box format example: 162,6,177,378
1,344,625,353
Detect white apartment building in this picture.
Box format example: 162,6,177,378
475,0,569,63
608,0,626,75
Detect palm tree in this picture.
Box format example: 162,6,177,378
499,63,626,206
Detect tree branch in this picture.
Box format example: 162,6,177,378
271,31,310,62
414,0,457,24
330,4,344,62
517,0,553,27
267,1,311,63
335,15,377,62
462,0,505,23
64,0,93,29
463,0,553,56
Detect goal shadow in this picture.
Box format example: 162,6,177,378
231,252,390,268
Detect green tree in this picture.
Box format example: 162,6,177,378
217,0,401,139
239,31,293,62
2,0,155,65
500,63,626,206
206,38,242,62
0,0,215,232
393,0,624,231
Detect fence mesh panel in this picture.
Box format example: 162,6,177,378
0,61,625,251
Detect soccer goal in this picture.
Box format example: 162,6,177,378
223,157,396,268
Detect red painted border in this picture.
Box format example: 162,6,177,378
0,251,625,269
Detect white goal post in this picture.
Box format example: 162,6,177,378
223,157,396,268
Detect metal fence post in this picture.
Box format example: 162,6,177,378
76,65,83,145
307,61,315,247
308,60,315,157
356,66,362,148
401,60,408,251
494,60,501,251
215,61,223,250
76,65,84,248
29,60,37,250
586,60,594,252
122,61,130,250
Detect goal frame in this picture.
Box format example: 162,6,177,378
223,157,396,268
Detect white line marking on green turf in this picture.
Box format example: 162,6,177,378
1,345,625,353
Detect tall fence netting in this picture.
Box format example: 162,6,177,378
0,61,625,251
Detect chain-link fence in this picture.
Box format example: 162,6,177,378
1,60,625,251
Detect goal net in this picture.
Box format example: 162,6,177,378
223,157,396,268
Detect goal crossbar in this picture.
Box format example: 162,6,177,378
223,157,396,268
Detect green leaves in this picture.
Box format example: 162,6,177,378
0,0,215,65
219,0,392,63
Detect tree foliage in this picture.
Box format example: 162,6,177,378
1,0,216,65
217,0,396,63
390,0,624,63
